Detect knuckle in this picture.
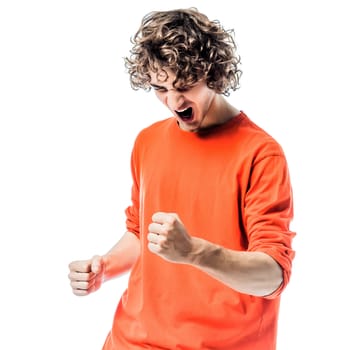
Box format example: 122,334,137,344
168,216,176,224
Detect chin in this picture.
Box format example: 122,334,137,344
178,123,198,133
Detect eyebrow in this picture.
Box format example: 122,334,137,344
150,83,166,89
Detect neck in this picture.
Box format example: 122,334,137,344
209,95,240,126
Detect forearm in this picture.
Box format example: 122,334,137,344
188,237,283,297
103,231,140,281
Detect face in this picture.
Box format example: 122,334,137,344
149,69,218,133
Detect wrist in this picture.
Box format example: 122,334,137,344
101,254,112,281
188,237,221,267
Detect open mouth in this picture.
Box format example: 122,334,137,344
175,107,193,121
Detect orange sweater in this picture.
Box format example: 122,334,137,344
103,112,295,349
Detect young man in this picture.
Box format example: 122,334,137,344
68,8,295,349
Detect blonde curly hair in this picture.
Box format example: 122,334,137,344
124,8,242,96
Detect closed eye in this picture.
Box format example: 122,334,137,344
150,84,195,93
176,86,191,93
151,85,167,93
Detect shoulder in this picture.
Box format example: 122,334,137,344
134,117,173,143
238,112,286,160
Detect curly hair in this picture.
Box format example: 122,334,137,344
124,8,242,96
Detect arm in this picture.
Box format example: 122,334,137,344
103,231,140,281
148,213,282,297
189,237,282,297
68,231,140,296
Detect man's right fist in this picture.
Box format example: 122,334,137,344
68,255,105,296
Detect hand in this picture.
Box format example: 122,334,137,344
147,212,193,263
68,255,105,296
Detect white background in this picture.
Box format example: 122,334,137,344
1,0,349,349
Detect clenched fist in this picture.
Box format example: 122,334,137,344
147,212,194,264
68,255,105,296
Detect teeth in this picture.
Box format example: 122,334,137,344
176,108,188,113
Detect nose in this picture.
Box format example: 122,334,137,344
165,90,185,111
